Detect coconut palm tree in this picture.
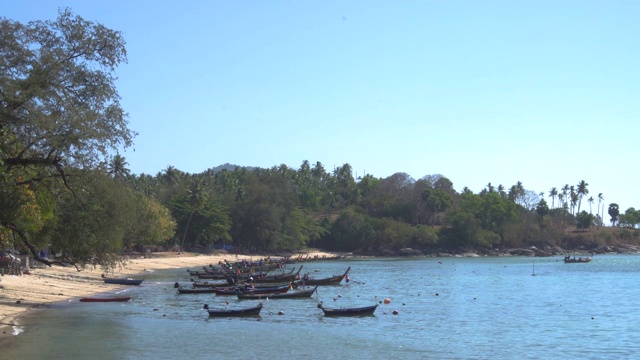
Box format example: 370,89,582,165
180,178,206,250
576,180,589,213
570,192,579,217
588,196,594,214
108,154,130,180
598,193,604,228
497,184,506,199
486,182,494,193
161,166,180,187
549,187,558,209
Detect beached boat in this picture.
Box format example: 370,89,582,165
302,266,350,286
79,296,131,302
320,303,378,317
236,285,318,300
103,278,144,285
206,303,263,317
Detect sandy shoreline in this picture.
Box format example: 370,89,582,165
0,250,335,338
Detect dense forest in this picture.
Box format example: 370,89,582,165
2,10,639,270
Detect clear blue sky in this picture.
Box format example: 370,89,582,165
4,1,639,214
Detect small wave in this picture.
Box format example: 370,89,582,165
12,326,24,336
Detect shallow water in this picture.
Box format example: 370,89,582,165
2,255,640,359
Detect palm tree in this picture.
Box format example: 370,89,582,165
570,192,579,218
161,166,180,187
180,179,206,250
598,193,604,228
497,184,506,199
108,154,130,180
588,196,594,214
549,187,558,209
576,180,589,213
562,184,570,206
608,203,620,226
558,193,565,209
486,182,494,193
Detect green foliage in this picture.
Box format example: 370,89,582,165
536,199,549,218
608,203,620,226
124,194,176,249
410,225,439,248
475,230,501,248
575,211,595,231
619,208,640,229
421,187,453,225
326,208,372,251
0,10,135,265
43,171,137,269
440,208,480,248
170,194,231,250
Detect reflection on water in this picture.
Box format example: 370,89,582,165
3,255,640,359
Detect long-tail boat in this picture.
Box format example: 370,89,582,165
213,283,291,296
320,303,378,317
103,278,144,286
236,285,318,300
302,267,350,286
205,303,263,317
79,296,131,302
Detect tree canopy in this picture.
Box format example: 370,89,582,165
1,9,135,268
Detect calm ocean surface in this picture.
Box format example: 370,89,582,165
3,255,640,359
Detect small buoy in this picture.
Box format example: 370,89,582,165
203,304,209,309
392,310,399,315
591,316,595,320
153,308,159,311
338,294,342,297
383,298,391,304
163,314,166,317
174,282,180,288
435,293,439,296
278,311,285,315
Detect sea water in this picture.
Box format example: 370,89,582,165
2,255,640,359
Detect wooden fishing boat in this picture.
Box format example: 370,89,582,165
236,285,318,300
177,287,219,294
564,255,592,263
302,267,350,286
103,278,144,285
79,296,131,302
252,265,303,284
206,303,263,317
214,283,291,296
192,281,235,288
320,303,378,317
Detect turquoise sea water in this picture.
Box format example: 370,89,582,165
2,255,640,359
